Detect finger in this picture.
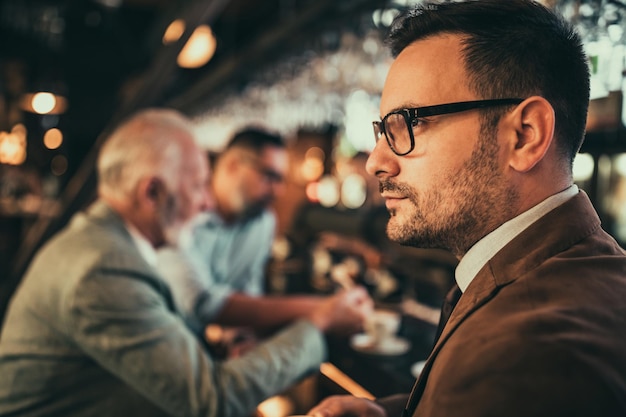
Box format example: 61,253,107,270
308,396,343,417
344,286,367,303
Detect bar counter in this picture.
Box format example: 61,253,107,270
325,313,438,398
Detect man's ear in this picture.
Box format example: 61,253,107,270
504,96,555,173
137,176,167,207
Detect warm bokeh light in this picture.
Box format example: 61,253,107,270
51,154,68,176
204,324,224,344
11,123,27,137
341,173,367,209
317,175,340,207
0,124,27,165
305,181,319,202
344,89,379,152
614,153,626,177
573,153,595,182
177,25,216,69
271,235,291,261
301,146,325,182
301,158,325,182
20,92,68,114
256,395,295,417
32,92,56,114
163,19,185,44
305,146,325,161
43,128,63,150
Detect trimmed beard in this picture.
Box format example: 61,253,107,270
382,122,519,257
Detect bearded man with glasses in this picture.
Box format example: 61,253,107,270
308,1,626,416
157,128,373,358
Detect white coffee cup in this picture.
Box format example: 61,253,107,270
364,309,400,347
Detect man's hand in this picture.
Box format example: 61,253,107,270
308,395,386,417
307,287,373,336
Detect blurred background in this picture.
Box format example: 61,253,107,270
2,0,626,321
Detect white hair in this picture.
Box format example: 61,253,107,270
97,108,195,201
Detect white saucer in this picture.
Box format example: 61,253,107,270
349,333,411,355
411,360,427,378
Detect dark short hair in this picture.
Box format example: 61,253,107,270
387,0,590,164
225,127,285,152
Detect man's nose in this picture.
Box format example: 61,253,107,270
271,180,286,197
365,144,381,177
366,136,398,179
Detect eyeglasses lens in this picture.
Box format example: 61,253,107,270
385,113,412,155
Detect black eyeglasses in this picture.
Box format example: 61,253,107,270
372,98,525,156
241,154,285,184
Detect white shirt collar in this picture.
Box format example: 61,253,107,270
124,221,158,267
455,184,579,293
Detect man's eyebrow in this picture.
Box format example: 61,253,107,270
380,102,424,117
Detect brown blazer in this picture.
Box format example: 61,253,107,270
379,192,626,417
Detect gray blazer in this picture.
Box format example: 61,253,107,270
0,201,326,417
379,192,626,417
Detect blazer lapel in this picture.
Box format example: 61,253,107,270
81,200,178,313
403,265,500,417
402,192,601,417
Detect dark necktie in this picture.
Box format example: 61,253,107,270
433,282,462,343
402,283,463,417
